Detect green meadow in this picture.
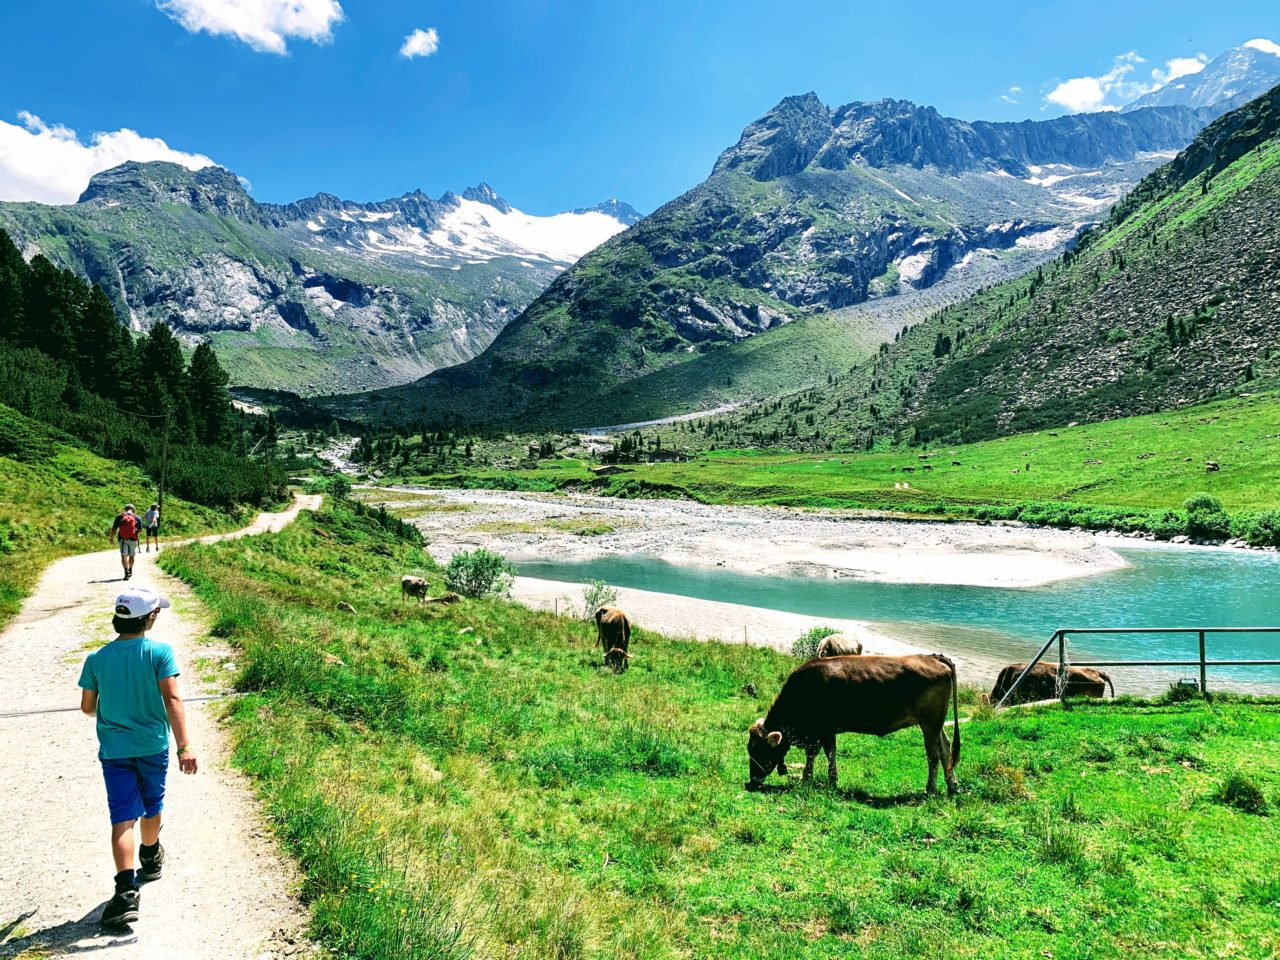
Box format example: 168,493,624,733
161,503,1280,960
395,390,1280,543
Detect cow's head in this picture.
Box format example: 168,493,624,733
745,718,786,789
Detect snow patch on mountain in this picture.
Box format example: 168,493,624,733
426,198,629,264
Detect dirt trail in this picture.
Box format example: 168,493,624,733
0,495,322,959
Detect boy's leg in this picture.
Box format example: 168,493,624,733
137,752,169,881
111,819,138,874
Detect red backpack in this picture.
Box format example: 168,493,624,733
118,513,141,540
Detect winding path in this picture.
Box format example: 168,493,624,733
0,495,322,959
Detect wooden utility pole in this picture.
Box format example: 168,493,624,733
158,410,171,521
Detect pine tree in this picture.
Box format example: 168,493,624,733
0,230,25,343
140,321,193,436
186,341,232,444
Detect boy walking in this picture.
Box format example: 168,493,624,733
108,504,143,581
78,587,199,928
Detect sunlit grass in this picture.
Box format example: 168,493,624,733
158,504,1280,959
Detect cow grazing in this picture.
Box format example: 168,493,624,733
595,607,632,673
746,654,961,795
816,633,863,658
401,575,429,603
990,662,1115,704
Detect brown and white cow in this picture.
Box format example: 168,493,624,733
401,575,429,603
747,654,961,795
816,633,862,658
990,662,1114,705
595,606,632,673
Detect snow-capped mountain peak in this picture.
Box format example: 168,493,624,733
1125,40,1280,113
283,185,639,268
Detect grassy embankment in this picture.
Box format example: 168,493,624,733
402,390,1280,543
161,502,1280,959
0,404,242,628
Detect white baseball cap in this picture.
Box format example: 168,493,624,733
114,587,171,618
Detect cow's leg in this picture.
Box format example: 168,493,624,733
922,723,942,795
939,727,958,795
824,736,838,788
802,747,817,782
777,759,789,777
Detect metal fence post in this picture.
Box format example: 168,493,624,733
1057,631,1067,704
1199,630,1207,693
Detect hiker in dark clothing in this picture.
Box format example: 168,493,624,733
109,504,142,581
143,503,161,553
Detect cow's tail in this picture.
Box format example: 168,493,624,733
933,653,961,774
1101,670,1115,698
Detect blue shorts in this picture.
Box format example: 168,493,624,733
101,752,169,824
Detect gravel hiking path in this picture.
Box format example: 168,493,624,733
0,494,322,960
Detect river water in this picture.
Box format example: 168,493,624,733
518,547,1280,693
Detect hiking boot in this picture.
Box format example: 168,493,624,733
100,888,140,927
140,844,165,882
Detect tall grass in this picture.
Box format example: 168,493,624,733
161,504,1280,959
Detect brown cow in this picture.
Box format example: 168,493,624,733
747,654,960,795
990,662,1114,704
595,607,632,674
816,633,863,658
401,575,429,603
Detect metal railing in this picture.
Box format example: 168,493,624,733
994,627,1280,708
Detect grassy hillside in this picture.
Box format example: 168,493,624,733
0,405,240,627
396,390,1280,543
707,84,1280,451
160,502,1280,959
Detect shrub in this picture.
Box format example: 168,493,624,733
1211,771,1268,815
1184,492,1230,539
444,548,515,598
792,625,840,660
581,578,619,619
1238,509,1280,547
1149,510,1187,540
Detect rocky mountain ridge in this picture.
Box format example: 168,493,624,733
0,162,637,393
697,83,1280,451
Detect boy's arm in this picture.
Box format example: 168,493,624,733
80,689,98,716
158,675,198,773
108,515,120,542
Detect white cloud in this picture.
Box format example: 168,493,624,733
400,27,440,59
1044,51,1159,113
1244,37,1280,57
1152,54,1208,85
156,0,343,54
1000,85,1023,104
0,112,214,205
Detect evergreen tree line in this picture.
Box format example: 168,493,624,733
0,229,281,507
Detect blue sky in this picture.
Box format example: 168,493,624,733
0,0,1276,213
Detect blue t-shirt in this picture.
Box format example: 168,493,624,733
78,637,180,760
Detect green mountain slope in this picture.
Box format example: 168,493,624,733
360,97,1217,426
693,84,1280,451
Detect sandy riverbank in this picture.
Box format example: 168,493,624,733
512,575,1003,682
366,487,1128,589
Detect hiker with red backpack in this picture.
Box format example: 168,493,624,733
109,504,143,581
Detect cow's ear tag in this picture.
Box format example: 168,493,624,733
767,731,783,747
